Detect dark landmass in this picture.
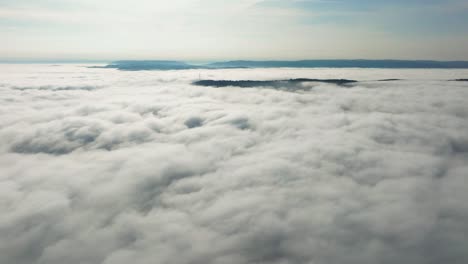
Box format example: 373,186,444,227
192,78,357,88
94,60,468,71
91,60,203,70
452,79,468,81
207,60,468,69
378,79,403,81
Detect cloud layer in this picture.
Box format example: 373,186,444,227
1,65,468,264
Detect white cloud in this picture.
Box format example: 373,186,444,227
0,65,468,264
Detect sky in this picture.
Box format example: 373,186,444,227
1,0,468,61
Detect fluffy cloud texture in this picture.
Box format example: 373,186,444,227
1,64,468,264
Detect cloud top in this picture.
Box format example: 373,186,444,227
1,64,468,264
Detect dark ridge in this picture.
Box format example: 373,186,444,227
289,78,357,84
378,79,402,81
92,60,468,71
207,60,468,69
192,78,357,88
452,79,468,81
91,60,204,71
194,80,278,88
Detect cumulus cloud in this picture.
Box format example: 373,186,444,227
1,64,468,264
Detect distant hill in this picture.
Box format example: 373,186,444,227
95,59,468,71
95,60,203,70
192,78,357,88
207,60,468,69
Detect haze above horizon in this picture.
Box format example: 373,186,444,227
2,0,468,61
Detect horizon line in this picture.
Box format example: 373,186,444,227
2,58,468,64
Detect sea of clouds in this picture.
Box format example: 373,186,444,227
1,64,468,264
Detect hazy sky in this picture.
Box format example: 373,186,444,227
1,0,468,61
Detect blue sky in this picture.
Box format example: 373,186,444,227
1,0,468,60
